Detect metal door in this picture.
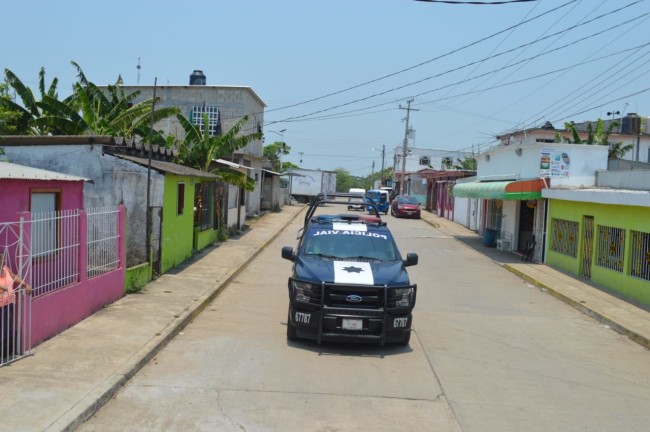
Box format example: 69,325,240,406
581,216,594,278
150,206,162,277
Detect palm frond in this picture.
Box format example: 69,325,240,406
70,61,89,86
4,69,38,116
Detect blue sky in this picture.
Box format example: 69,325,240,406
2,0,649,175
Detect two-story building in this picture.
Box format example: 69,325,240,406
106,70,266,220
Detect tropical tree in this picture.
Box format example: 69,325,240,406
3,63,179,140
176,113,262,190
34,62,179,139
334,167,365,192
263,141,290,172
2,67,62,134
557,119,632,160
0,82,21,135
453,156,477,171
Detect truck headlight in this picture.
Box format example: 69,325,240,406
293,281,319,303
393,287,413,307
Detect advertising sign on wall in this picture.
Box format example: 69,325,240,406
540,148,571,177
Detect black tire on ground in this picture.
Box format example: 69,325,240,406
287,311,298,340
398,331,411,346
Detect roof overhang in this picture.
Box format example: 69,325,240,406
453,179,545,200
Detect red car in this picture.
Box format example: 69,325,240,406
391,195,421,219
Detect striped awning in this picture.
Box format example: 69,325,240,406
453,179,545,200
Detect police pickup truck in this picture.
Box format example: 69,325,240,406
281,193,418,345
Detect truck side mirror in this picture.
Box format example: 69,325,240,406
281,246,295,261
404,253,418,267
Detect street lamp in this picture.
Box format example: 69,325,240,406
268,129,286,170
372,145,386,187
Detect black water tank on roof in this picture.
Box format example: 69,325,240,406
189,70,206,85
621,113,641,135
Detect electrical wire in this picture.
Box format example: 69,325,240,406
267,4,646,125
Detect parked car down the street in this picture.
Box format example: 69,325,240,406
391,195,421,219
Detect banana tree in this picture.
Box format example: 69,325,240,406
176,113,261,188
559,118,632,160
176,113,262,228
2,67,62,134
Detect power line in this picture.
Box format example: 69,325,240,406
268,4,645,125
262,0,579,115
414,0,538,4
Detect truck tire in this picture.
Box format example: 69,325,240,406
287,311,298,340
398,331,411,346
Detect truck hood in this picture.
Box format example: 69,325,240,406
294,256,410,286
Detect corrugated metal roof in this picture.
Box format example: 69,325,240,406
0,162,90,182
114,154,218,179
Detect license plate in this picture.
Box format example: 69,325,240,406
342,318,363,330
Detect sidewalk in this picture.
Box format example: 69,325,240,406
1,205,648,432
0,205,305,432
419,211,650,351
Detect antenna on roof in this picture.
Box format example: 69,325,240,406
136,57,141,85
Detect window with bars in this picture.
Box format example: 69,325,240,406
194,182,214,230
596,225,625,273
630,230,650,281
191,106,220,136
550,218,578,257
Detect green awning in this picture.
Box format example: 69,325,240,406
453,179,544,200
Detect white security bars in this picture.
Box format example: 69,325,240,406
86,207,120,278
1,207,121,366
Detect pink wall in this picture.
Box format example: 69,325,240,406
29,206,126,346
0,178,84,218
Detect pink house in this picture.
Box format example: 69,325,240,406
0,162,125,355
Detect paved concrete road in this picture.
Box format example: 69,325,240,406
78,211,460,432
78,212,650,431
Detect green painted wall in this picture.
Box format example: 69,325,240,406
547,199,650,306
126,262,152,294
161,175,197,274
194,227,217,251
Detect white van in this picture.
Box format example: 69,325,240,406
347,188,366,211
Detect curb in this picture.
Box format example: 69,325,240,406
503,264,650,351
51,206,306,432
420,213,650,351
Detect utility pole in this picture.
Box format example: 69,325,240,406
371,160,375,189
399,99,418,195
380,144,385,187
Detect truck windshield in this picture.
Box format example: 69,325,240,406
302,230,398,261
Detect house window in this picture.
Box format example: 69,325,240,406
177,183,185,215
485,200,503,231
191,106,220,137
550,218,578,258
596,225,625,273
30,191,60,258
419,156,430,166
630,230,650,281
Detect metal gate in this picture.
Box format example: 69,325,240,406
1,219,32,366
581,216,594,278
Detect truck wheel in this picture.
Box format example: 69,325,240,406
398,331,411,346
287,311,298,340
